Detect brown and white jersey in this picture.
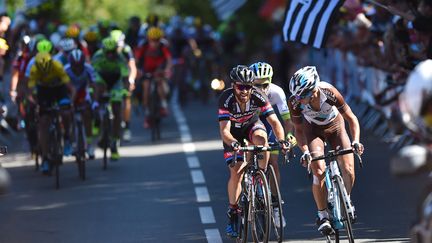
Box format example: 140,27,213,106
288,82,348,126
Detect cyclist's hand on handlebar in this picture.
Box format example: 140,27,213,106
231,141,240,151
286,133,297,147
278,139,290,154
300,151,312,168
352,141,364,155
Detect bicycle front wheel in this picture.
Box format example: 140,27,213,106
267,164,284,242
102,111,110,170
334,175,354,243
76,121,86,180
251,169,271,243
237,192,249,243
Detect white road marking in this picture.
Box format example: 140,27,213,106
195,186,210,202
199,206,216,224
191,169,205,184
171,91,221,242
186,155,200,168
204,229,223,243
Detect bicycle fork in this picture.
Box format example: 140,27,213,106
326,160,355,229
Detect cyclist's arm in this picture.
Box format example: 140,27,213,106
341,105,361,143
332,85,361,143
288,98,308,152
272,85,294,136
9,68,19,98
219,120,237,146
292,118,309,153
266,114,285,142
161,46,172,76
125,45,137,85
27,66,39,103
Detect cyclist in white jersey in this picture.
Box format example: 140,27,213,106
250,62,296,228
287,66,364,235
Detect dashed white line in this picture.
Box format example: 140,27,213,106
186,155,200,168
199,206,216,224
195,186,210,202
171,91,221,243
191,169,206,184
205,229,223,243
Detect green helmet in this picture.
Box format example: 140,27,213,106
110,30,125,43
36,39,53,53
101,37,117,52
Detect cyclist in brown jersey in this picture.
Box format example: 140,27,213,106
287,66,364,235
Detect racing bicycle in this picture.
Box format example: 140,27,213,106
307,146,363,243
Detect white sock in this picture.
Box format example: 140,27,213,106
318,209,329,220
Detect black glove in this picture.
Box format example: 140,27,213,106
231,141,240,150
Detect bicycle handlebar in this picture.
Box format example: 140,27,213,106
230,142,292,168
307,147,363,174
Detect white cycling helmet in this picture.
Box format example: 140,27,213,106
230,65,255,84
289,66,320,96
399,59,432,140
58,38,76,52
249,62,273,84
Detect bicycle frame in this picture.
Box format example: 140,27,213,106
325,159,352,230
233,143,288,243
74,104,87,180
309,147,362,242
99,94,112,170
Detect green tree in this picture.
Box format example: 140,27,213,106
62,0,175,28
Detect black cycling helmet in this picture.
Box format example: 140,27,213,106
230,65,255,84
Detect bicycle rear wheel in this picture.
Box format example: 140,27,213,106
76,121,86,180
149,81,161,142
334,176,354,243
102,110,110,170
51,122,63,189
251,169,271,243
267,164,284,242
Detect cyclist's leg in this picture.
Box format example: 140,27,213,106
111,101,122,140
262,117,281,185
109,85,124,159
304,123,332,231
326,114,355,194
36,86,53,172
157,78,169,114
37,113,50,163
142,77,150,110
122,82,132,140
58,86,73,156
306,126,327,212
247,120,269,170
223,130,247,237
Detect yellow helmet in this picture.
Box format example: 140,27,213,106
65,25,80,38
147,27,164,40
35,52,53,73
84,31,98,42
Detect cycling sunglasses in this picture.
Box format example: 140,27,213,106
295,90,313,100
254,83,269,89
235,84,253,91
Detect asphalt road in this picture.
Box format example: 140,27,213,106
0,94,423,243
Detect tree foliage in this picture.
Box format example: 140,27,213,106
6,0,272,53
